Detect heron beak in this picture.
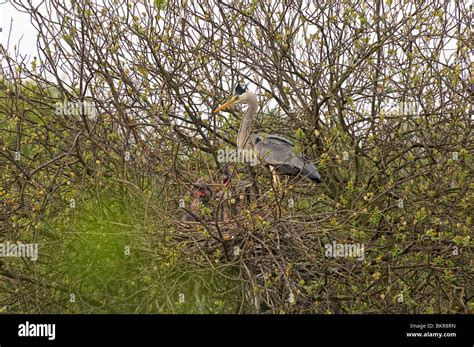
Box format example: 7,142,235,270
213,96,240,113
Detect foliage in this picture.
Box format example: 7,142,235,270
0,0,472,313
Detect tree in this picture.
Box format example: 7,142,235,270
0,0,471,313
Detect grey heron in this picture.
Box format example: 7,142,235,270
213,84,322,186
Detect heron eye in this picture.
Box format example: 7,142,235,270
255,137,262,143
234,83,247,95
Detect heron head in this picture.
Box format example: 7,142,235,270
213,83,250,113
192,182,212,201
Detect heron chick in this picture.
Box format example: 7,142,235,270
181,182,213,222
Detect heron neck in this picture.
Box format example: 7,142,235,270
237,92,257,150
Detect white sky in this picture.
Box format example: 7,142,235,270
0,1,38,63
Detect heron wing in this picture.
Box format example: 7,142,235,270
265,134,294,146
251,133,322,182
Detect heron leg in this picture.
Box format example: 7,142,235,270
270,166,281,190
275,173,281,188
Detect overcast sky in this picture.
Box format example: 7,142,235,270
1,1,38,63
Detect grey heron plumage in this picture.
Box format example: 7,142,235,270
214,84,321,184
250,134,321,183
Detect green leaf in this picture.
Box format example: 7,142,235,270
153,0,167,10
63,35,73,45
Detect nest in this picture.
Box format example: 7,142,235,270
167,202,328,313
